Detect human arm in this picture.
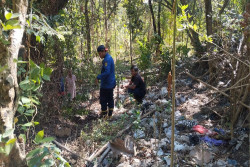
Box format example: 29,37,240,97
97,58,111,80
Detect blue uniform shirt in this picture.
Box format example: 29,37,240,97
97,53,116,89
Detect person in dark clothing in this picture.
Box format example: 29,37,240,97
96,45,116,119
125,65,146,103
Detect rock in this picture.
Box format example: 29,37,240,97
244,160,249,167
162,120,168,128
149,118,158,127
179,96,187,103
189,146,213,165
149,104,156,110
140,118,150,128
133,129,145,139
148,92,156,99
216,159,227,166
175,98,180,106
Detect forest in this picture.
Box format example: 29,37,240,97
0,0,250,166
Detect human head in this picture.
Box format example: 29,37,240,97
130,65,139,77
68,69,72,77
97,45,107,59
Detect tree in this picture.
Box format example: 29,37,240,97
85,0,91,56
0,0,28,166
180,0,205,55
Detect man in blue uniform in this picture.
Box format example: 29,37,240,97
96,45,116,118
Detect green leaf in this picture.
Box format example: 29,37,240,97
31,97,40,105
10,13,19,19
4,142,14,155
0,38,10,45
24,109,35,116
6,20,19,26
26,147,43,158
40,137,54,143
19,79,30,85
22,122,33,127
27,148,49,167
34,122,39,126
21,96,31,104
32,85,40,91
0,147,5,154
3,129,14,138
43,159,55,166
17,106,25,114
36,35,41,42
44,67,52,76
5,12,12,20
35,130,44,143
42,74,50,81
6,138,16,145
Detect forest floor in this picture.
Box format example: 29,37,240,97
39,58,249,167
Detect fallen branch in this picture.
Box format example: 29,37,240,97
186,72,250,111
97,144,111,166
53,140,87,161
87,109,157,163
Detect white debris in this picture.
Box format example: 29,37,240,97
156,148,164,156
164,156,171,165
174,141,189,151
133,129,145,139
160,87,168,97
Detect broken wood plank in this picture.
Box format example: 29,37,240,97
87,109,157,163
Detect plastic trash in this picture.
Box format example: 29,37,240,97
189,135,200,146
176,120,197,131
228,159,237,166
201,136,225,146
192,125,217,136
214,128,225,135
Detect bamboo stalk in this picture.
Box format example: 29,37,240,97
170,0,177,166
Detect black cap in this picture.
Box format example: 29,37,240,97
97,45,105,52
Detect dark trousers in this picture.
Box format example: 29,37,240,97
128,88,145,103
100,88,114,116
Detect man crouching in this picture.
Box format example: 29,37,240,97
125,65,146,104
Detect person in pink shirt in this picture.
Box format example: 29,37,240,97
66,69,77,100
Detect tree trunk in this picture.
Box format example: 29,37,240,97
149,0,156,34
180,0,205,56
85,0,91,57
204,0,215,81
204,0,212,50
0,0,28,166
149,0,160,57
130,29,133,66
104,0,108,46
157,0,162,56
